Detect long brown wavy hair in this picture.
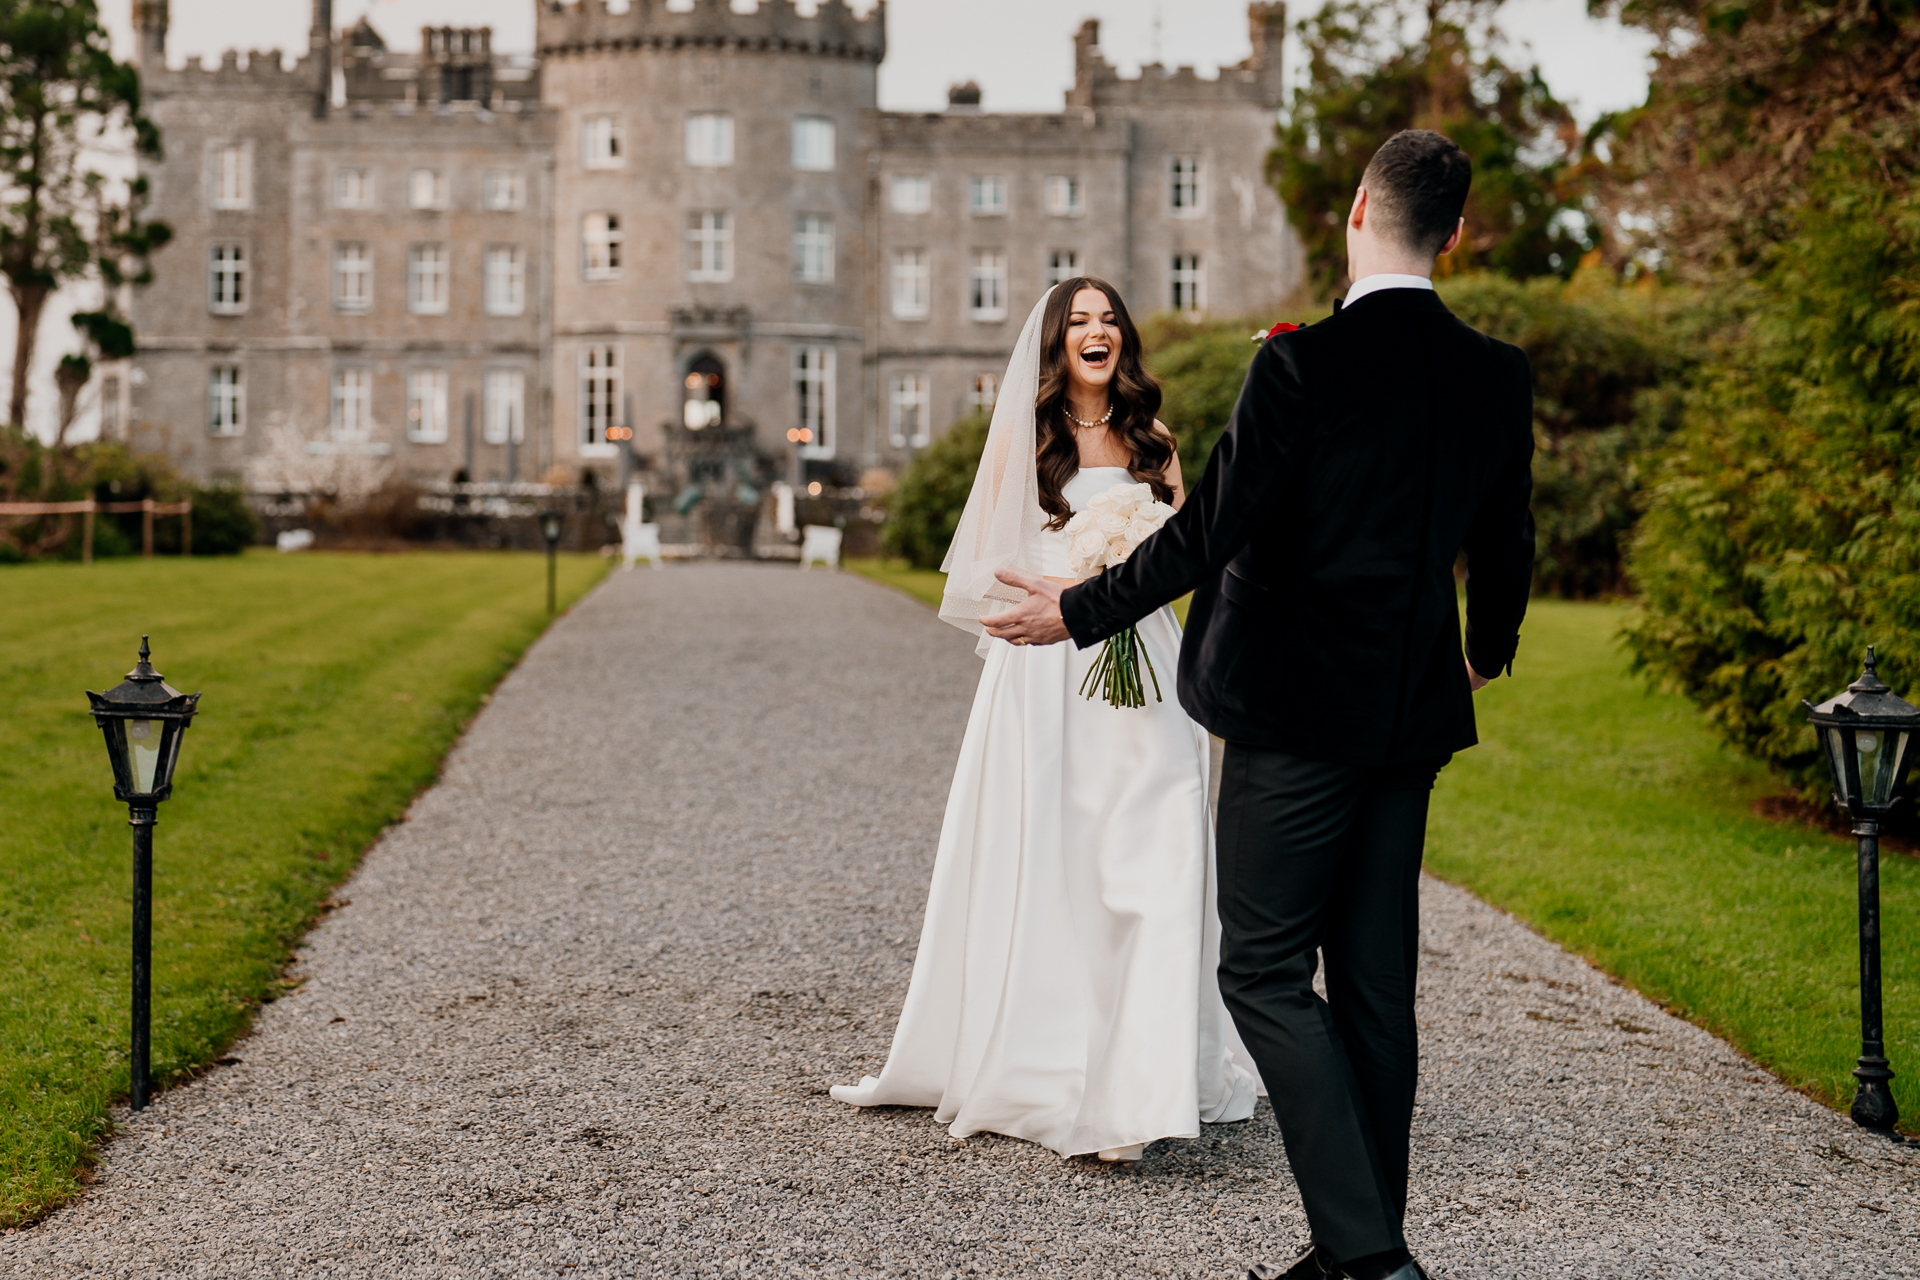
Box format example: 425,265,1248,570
1035,277,1171,530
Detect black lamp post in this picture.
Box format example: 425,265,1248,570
86,637,200,1112
540,510,562,614
1805,646,1920,1131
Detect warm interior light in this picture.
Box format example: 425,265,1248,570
808,481,823,497
684,373,701,389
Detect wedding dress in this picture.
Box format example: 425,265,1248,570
831,287,1260,1158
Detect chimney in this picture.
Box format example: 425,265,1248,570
946,81,981,112
133,0,168,78
311,0,333,119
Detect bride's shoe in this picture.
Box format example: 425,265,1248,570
1096,1143,1146,1163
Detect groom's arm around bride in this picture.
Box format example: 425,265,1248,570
985,129,1533,1280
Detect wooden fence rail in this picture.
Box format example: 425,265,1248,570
0,497,192,564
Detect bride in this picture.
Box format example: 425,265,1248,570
830,278,1260,1161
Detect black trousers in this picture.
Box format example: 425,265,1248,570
1215,743,1446,1264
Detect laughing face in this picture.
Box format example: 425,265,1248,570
1064,286,1122,396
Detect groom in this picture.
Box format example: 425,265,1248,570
982,129,1534,1280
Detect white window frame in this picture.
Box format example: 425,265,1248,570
1046,249,1082,287
484,244,525,316
208,244,247,314
793,215,833,284
888,373,930,449
891,249,929,319
483,170,524,211
331,367,374,442
408,168,448,210
406,369,450,444
582,213,622,281
1170,155,1204,216
968,250,1007,321
791,116,835,171
686,211,732,283
890,174,931,214
333,166,374,210
333,242,372,313
685,113,734,167
207,366,243,436
483,368,526,445
579,344,620,454
210,142,251,211
582,115,624,169
408,243,449,315
968,373,998,416
968,175,1007,216
1172,253,1205,314
794,345,836,460
1045,175,1084,217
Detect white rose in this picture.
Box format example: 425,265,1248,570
1125,512,1161,543
1096,510,1129,537
1121,482,1154,507
1069,522,1110,576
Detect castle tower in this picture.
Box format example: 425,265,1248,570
536,0,885,515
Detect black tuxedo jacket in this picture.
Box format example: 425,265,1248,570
1060,287,1535,764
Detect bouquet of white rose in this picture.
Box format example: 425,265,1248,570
1063,481,1176,708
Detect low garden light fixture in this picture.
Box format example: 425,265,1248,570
1805,646,1920,1131
540,510,563,614
86,637,201,1112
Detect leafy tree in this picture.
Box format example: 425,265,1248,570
0,0,167,427
1269,0,1590,296
880,412,991,570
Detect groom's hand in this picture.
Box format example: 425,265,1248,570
980,570,1070,646
1467,660,1490,691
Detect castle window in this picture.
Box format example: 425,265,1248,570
484,170,525,211
685,113,733,167
333,243,372,313
583,115,624,170
890,175,931,214
1045,176,1084,217
792,216,833,284
791,116,835,171
968,176,1007,216
207,367,243,436
686,211,732,283
891,250,929,319
333,167,374,210
408,244,450,315
582,213,622,280
794,346,835,459
1047,250,1081,287
207,244,247,314
1171,254,1205,314
579,345,620,450
331,368,373,441
968,250,1007,321
969,373,998,415
888,374,930,449
100,376,120,440
210,143,251,211
406,370,449,443
485,245,525,316
409,169,448,210
1170,156,1203,215
484,369,525,445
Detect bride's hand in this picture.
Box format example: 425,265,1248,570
981,570,1070,646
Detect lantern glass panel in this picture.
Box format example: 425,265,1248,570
1826,727,1854,802
127,719,161,793
1875,730,1912,809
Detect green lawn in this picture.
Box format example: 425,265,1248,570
0,550,607,1225
847,561,1916,1131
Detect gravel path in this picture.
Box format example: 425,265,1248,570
5,564,1914,1279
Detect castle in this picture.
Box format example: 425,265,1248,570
120,0,1302,516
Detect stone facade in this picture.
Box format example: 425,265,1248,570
124,0,1302,501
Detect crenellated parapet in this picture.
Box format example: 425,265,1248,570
537,0,884,64
1068,4,1285,111
145,48,320,95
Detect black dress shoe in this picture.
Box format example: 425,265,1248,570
1248,1245,1331,1280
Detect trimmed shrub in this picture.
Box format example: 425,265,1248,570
879,411,991,570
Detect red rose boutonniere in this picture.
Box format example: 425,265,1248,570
1250,321,1302,343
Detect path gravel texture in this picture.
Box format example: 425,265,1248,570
5,564,1914,1279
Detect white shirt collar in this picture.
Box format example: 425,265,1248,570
1343,272,1435,309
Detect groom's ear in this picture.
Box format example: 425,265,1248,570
1438,217,1464,258
1348,186,1369,232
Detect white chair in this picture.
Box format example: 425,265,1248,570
623,521,662,570
799,524,842,570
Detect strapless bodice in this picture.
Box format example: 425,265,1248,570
1035,467,1135,578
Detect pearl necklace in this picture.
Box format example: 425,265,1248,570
1066,404,1114,429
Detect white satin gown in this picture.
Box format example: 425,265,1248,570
831,467,1261,1157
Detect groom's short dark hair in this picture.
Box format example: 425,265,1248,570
1361,130,1472,258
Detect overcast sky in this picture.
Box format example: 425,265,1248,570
107,0,1658,126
